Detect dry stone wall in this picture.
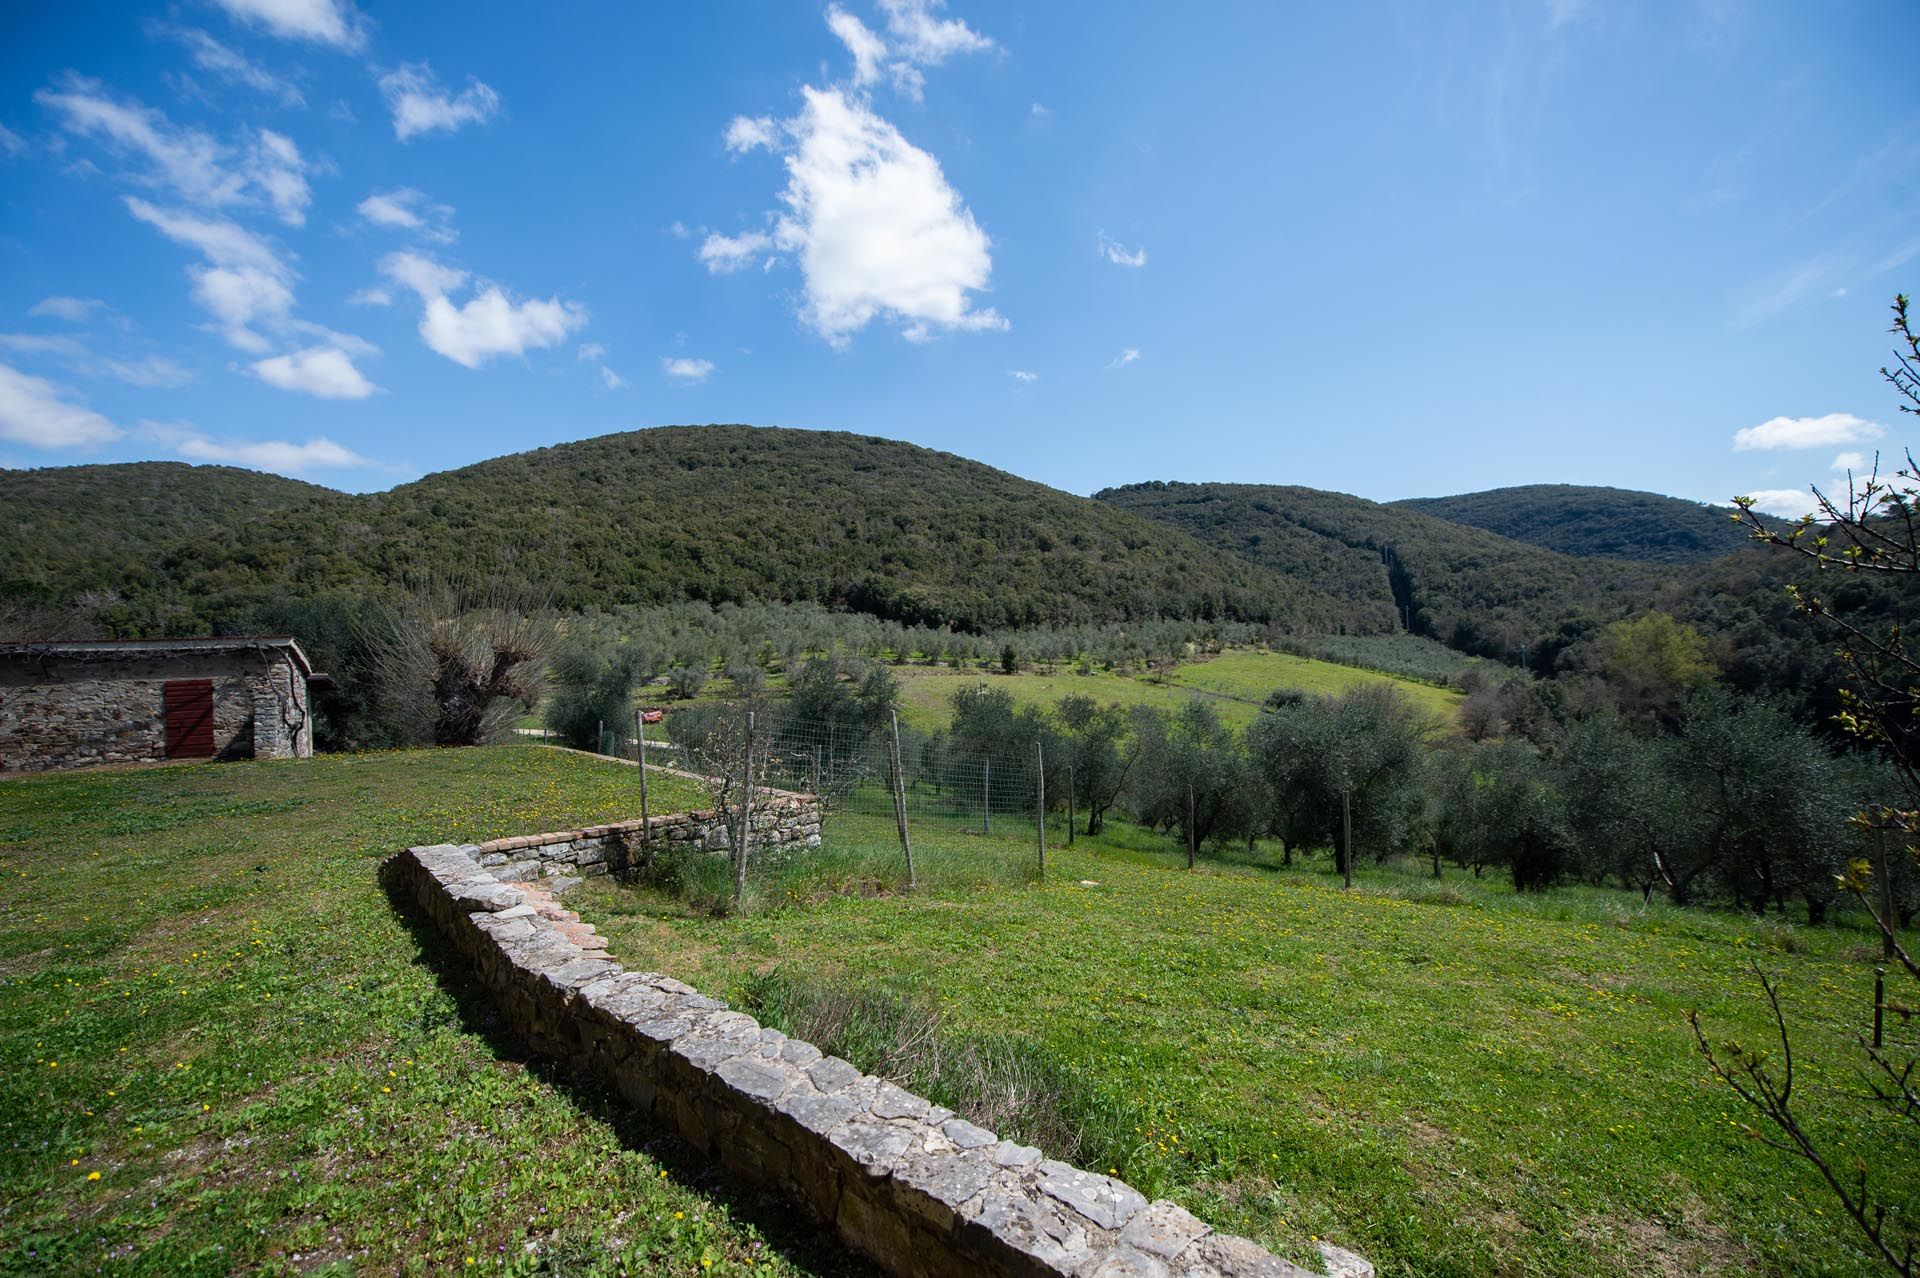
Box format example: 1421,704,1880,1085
391,841,1372,1278
468,794,823,886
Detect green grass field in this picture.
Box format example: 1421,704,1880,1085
589,812,1913,1278
10,747,1907,1278
0,748,870,1277
888,649,1462,734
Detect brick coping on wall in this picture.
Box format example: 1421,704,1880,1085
391,840,1373,1278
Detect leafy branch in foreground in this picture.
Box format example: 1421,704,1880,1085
1704,295,1920,1273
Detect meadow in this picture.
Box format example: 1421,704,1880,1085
5,745,1907,1278
0,748,862,1277
590,811,1912,1278
886,648,1462,734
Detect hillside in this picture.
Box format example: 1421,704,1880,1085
1097,481,1668,666
2,426,1368,636
1395,484,1751,563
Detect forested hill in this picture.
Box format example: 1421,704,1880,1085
1393,484,1751,563
1096,480,1669,667
2,426,1366,636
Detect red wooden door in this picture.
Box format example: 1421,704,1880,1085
163,679,215,759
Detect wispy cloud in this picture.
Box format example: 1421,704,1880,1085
599,365,627,390
1107,348,1140,369
27,296,107,323
356,187,456,242
378,63,501,142
0,332,192,389
1008,369,1038,382
209,0,366,51
698,229,774,274
1097,231,1147,268
152,25,305,107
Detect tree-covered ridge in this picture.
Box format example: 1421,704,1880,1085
1096,480,1670,667
0,461,349,614
3,426,1355,636
1394,483,1751,563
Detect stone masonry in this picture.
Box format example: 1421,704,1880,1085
0,638,318,773
468,793,824,886
391,841,1373,1278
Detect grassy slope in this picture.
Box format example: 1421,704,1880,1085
589,821,1909,1278
0,748,873,1277
888,650,1462,734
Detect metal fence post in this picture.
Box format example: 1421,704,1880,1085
1186,782,1196,870
597,718,604,755
1066,762,1076,846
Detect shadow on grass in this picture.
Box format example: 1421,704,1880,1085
377,859,878,1278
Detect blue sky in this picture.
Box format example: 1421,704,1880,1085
0,0,1915,515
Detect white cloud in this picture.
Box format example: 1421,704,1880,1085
125,197,296,349
1732,412,1885,451
1098,231,1147,268
827,6,889,88
38,77,245,207
250,345,377,398
725,115,779,154
154,424,374,473
160,27,305,107
668,220,691,239
379,251,586,368
0,123,23,156
600,365,627,390
247,129,310,226
0,363,123,449
210,0,365,50
0,333,193,389
661,357,714,383
577,342,606,362
38,79,309,224
1833,450,1869,473
28,296,106,322
379,63,502,142
878,0,994,64
379,250,467,298
1008,369,1037,382
767,87,1004,345
356,187,456,241
698,229,774,274
1108,348,1140,369
1740,488,1817,518
347,286,391,307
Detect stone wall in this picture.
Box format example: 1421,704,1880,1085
469,794,824,886
391,841,1372,1278
0,647,311,773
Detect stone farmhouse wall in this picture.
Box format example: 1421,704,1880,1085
391,841,1372,1278
470,794,823,883
0,646,312,774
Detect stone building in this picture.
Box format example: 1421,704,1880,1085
0,637,327,774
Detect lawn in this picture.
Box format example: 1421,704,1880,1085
0,747,868,1277
888,649,1461,735
585,814,1913,1278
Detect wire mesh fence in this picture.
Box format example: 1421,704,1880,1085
624,699,1053,906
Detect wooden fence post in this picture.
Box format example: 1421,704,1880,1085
597,718,605,755
635,708,651,867
1066,763,1076,846
982,757,991,834
733,711,755,908
1035,740,1046,878
1342,788,1354,890
890,710,915,889
1186,782,1196,871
